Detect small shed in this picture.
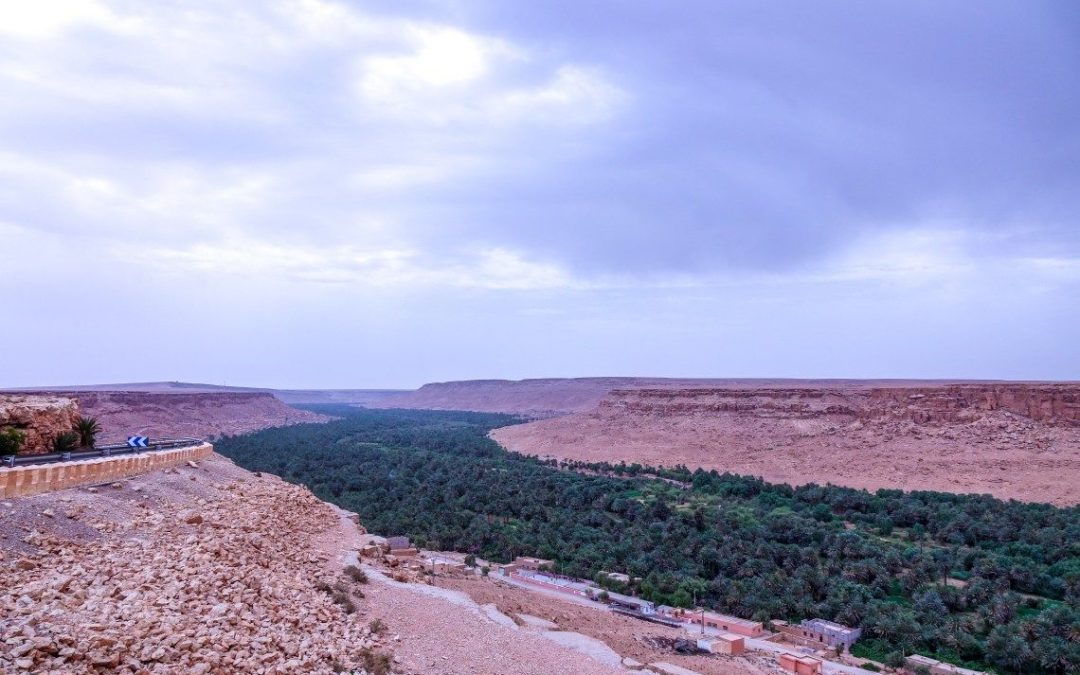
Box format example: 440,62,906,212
698,633,745,655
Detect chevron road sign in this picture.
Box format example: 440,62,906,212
126,436,149,449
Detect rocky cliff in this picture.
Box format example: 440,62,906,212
0,395,81,455
601,384,1080,426
69,391,329,442
5,386,328,444
492,382,1080,505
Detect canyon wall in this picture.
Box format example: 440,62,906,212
0,395,81,455
1,391,330,444
600,384,1080,426
71,391,330,442
376,377,1037,417
492,383,1080,505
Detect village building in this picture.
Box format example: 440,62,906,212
600,570,631,584
515,570,597,599
779,653,823,675
605,591,656,615
663,607,764,637
798,618,861,650
697,633,745,655
513,556,555,571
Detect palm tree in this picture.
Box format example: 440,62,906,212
53,432,79,453
73,416,101,448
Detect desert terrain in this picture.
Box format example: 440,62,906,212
491,383,1080,505
0,453,654,675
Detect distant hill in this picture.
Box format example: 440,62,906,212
373,376,1025,416
3,381,407,406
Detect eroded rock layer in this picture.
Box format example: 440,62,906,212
492,383,1080,505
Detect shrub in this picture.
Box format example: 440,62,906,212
331,589,355,614
345,565,368,584
861,664,881,672
359,649,392,675
52,432,79,453
0,428,24,457
369,618,387,634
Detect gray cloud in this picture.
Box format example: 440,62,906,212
0,0,1077,386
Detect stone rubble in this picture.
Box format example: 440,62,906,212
0,469,386,674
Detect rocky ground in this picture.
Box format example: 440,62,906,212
0,454,387,674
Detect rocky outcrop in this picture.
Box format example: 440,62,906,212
0,395,80,455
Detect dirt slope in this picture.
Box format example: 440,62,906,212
492,384,1080,505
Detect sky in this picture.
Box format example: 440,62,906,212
1,0,1078,388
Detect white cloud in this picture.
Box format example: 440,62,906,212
359,25,509,102
127,238,581,291
0,0,132,39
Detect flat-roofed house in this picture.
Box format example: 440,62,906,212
799,619,862,650
698,634,745,655
666,608,764,637
779,654,822,675
513,556,555,571
605,591,656,615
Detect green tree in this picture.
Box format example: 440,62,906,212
986,625,1034,674
1033,636,1073,674
73,416,101,448
0,428,25,457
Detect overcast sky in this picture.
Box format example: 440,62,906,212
1,1,1078,388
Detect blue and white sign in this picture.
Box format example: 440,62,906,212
126,435,149,448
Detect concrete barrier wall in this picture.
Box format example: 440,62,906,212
0,443,213,499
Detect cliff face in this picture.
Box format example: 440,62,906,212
70,391,330,442
492,383,1080,505
0,395,81,455
601,384,1080,426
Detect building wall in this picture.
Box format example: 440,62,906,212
673,609,763,637
0,443,213,498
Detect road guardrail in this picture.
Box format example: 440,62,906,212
2,438,204,469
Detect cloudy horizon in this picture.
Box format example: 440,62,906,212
1,1,1078,389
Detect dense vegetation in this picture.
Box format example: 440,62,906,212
216,407,1079,673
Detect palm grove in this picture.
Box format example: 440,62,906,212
215,407,1079,674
